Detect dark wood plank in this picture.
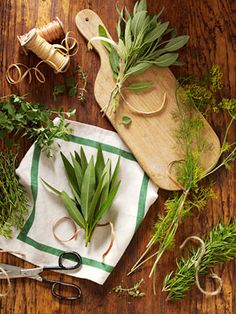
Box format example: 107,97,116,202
0,0,235,313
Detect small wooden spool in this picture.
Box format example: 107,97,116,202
18,17,65,55
17,29,69,73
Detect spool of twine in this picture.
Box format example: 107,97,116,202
37,17,64,42
18,29,69,73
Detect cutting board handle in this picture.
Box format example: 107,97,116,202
75,9,110,61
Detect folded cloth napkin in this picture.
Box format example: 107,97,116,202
0,119,158,284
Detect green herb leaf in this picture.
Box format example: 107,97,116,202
80,156,96,221
93,180,121,229
127,81,153,91
95,144,105,184
60,191,85,228
161,35,189,52
126,62,151,77
153,53,179,67
65,77,76,87
98,25,111,52
68,87,77,97
109,46,120,76
60,152,79,194
121,116,132,126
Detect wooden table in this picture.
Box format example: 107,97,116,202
0,0,235,313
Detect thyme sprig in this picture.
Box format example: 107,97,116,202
163,221,236,300
113,279,145,298
0,95,75,157
0,152,29,238
91,0,189,115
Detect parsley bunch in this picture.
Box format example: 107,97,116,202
0,95,76,157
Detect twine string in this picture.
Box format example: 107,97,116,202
180,236,223,296
0,250,26,297
52,216,115,259
6,31,78,84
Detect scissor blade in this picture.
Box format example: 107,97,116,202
0,263,43,279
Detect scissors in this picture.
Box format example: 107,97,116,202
0,251,82,300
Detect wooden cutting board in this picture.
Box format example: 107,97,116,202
75,9,221,190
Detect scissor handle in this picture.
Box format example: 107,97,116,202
44,251,82,271
43,278,82,300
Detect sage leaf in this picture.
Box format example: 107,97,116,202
98,25,111,52
153,53,179,67
144,22,169,44
122,116,132,126
109,46,120,75
126,62,151,77
162,35,189,52
127,81,153,91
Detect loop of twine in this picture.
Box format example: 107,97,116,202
180,236,223,296
53,217,80,243
120,89,167,116
52,217,115,259
0,250,26,297
6,31,78,85
97,222,115,260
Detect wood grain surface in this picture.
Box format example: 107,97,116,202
0,0,235,313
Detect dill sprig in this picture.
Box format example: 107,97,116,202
91,0,189,115
128,65,236,294
163,221,236,301
0,152,29,238
128,88,212,287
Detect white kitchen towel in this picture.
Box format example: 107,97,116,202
0,119,158,284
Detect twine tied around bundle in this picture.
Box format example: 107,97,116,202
180,236,222,296
52,217,115,260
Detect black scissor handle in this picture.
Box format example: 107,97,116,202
44,251,82,271
43,278,82,300
58,251,82,270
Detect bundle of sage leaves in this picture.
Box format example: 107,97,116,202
91,0,189,115
43,145,121,246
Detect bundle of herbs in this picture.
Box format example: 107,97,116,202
163,220,236,300
0,95,75,157
90,0,189,115
43,145,121,246
128,65,236,293
0,152,29,238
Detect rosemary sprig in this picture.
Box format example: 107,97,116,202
0,152,29,238
90,0,189,115
0,95,75,157
163,221,236,300
43,145,121,246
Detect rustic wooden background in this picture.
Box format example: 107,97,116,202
0,0,235,313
